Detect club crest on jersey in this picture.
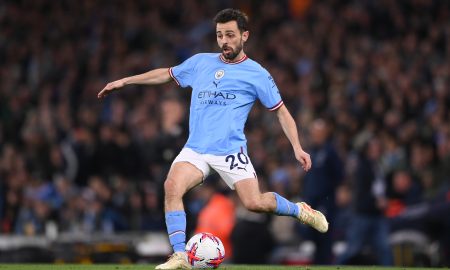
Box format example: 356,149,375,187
214,69,225,80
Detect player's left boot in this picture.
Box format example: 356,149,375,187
296,202,329,233
155,252,192,269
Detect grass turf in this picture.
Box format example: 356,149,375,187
0,265,446,270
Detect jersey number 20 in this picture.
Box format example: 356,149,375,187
225,153,249,171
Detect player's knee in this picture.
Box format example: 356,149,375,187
164,177,180,197
242,198,263,212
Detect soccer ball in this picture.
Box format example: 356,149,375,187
185,232,225,268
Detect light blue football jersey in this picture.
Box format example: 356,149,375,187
169,53,283,155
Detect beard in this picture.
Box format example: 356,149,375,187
221,42,243,61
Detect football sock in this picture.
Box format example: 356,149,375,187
273,192,299,217
165,210,186,253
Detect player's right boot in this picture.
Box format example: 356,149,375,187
296,202,329,233
155,252,192,269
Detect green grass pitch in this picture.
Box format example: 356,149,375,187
0,264,447,270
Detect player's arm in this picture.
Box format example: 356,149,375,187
276,104,312,171
97,68,172,99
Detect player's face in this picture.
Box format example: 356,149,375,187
216,21,249,61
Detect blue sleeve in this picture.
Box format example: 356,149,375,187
256,69,284,111
169,54,201,88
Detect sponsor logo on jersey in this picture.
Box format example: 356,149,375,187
197,90,236,106
198,91,236,100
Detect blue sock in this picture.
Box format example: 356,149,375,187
273,192,299,217
165,210,186,253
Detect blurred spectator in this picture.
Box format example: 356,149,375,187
385,169,422,218
152,97,188,170
140,182,165,231
231,206,275,264
80,176,128,233
332,183,352,243
300,118,343,264
337,137,393,265
15,199,51,236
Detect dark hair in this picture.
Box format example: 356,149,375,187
213,8,249,32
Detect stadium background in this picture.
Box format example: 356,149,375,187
0,0,449,267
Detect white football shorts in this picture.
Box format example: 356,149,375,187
172,147,257,189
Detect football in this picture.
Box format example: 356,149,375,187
185,232,226,268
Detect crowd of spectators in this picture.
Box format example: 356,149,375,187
0,0,449,266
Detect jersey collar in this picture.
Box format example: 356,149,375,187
219,54,248,64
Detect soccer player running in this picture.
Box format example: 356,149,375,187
98,8,328,269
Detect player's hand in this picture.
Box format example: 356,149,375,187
295,149,312,172
97,79,126,99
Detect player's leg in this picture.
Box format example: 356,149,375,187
157,149,209,270
211,151,328,233
234,178,296,214
234,179,328,233
164,162,204,250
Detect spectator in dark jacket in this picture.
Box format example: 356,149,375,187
301,119,343,264
337,136,393,265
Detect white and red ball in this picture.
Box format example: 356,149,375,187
185,232,225,268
